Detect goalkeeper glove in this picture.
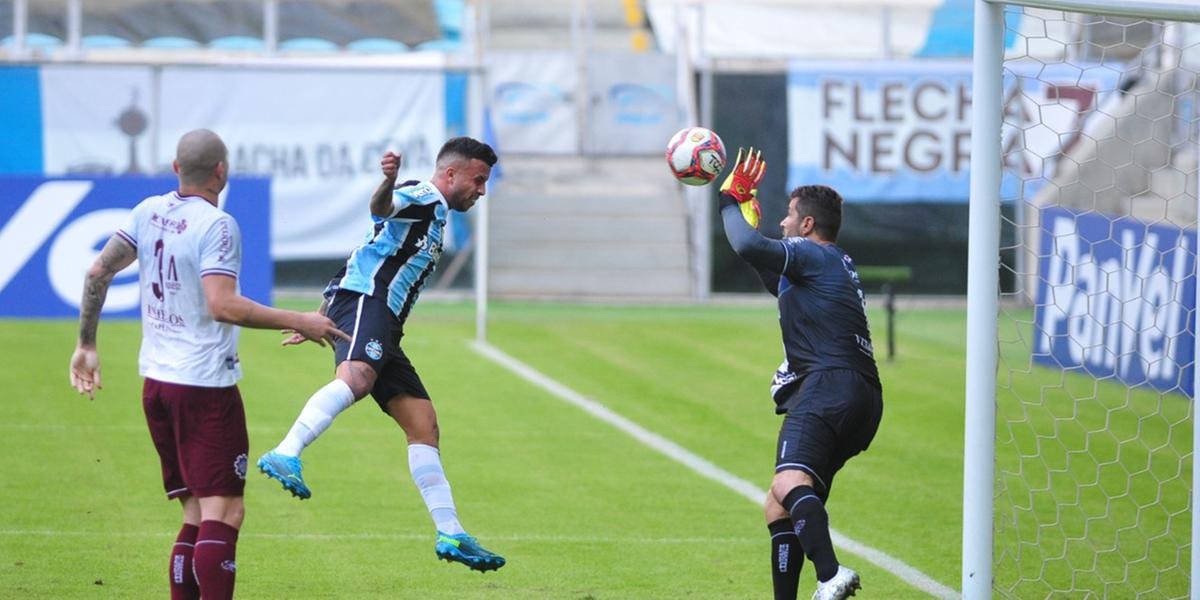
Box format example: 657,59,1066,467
720,147,766,229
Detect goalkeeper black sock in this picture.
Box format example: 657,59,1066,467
768,518,803,600
783,485,839,582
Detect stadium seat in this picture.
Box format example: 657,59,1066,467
142,36,202,49
432,0,464,41
81,34,133,49
346,37,409,53
280,37,340,51
415,38,461,52
209,35,265,50
1,33,63,50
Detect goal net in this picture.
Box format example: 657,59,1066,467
978,2,1199,598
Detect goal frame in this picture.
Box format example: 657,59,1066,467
965,0,1200,598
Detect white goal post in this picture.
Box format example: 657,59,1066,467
966,0,1200,598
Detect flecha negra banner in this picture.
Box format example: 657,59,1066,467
1033,207,1196,397
786,60,1120,202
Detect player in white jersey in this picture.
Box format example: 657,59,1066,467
68,129,348,600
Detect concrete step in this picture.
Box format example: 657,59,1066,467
492,267,692,297
490,241,689,270
490,213,687,244
486,154,694,299
489,193,683,217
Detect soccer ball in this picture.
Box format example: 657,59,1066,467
665,127,726,186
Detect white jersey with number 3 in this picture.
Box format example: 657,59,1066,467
116,192,243,388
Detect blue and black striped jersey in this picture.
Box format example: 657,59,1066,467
326,180,447,326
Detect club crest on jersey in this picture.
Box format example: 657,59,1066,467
234,454,248,480
365,339,384,360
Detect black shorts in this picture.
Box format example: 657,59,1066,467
774,369,883,499
327,290,431,411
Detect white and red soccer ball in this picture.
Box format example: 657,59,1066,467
665,127,726,186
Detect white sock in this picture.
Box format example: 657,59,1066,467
408,443,464,535
275,379,355,457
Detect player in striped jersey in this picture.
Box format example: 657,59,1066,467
257,137,506,572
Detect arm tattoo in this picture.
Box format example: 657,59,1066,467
78,237,137,346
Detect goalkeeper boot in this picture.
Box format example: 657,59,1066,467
435,532,506,572
811,566,860,600
257,450,311,499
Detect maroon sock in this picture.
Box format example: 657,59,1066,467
193,520,240,600
170,524,200,600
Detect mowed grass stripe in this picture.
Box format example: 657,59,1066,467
474,337,959,599
483,302,968,588
0,305,923,598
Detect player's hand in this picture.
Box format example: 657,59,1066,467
380,151,402,181
720,147,766,229
739,191,762,230
291,312,351,348
279,330,307,346
69,345,101,400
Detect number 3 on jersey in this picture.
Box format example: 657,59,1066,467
151,238,179,302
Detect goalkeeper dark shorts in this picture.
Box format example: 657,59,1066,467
327,290,431,411
774,368,883,499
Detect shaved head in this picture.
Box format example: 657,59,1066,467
176,129,227,187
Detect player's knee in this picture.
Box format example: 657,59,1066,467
405,415,439,446
224,501,245,529
771,469,814,502
198,495,245,529
338,361,376,399
764,494,789,523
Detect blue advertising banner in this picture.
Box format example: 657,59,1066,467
787,61,1120,202
1033,207,1196,397
0,176,271,318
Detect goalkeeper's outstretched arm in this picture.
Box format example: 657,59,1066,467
720,193,787,296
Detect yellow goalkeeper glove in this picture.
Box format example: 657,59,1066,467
720,147,766,229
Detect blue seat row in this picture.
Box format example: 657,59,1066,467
1,34,459,52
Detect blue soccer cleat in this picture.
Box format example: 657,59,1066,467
257,451,311,499
435,532,506,572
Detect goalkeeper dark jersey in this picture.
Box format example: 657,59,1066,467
718,201,880,410
771,237,879,401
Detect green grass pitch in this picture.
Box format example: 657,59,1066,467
0,300,1188,597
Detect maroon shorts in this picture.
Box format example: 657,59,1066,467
142,378,249,500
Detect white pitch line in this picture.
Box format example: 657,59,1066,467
472,340,959,600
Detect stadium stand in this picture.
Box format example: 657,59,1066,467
3,0,443,53
208,34,265,50
346,37,410,52
80,34,133,48
1,32,61,50
431,0,463,41
142,36,203,49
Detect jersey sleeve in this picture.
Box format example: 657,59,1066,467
780,237,824,281
115,199,148,248
383,182,440,221
199,215,242,279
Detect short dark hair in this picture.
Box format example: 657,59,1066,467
790,185,843,241
437,136,498,167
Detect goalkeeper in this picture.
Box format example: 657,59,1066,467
718,149,883,600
